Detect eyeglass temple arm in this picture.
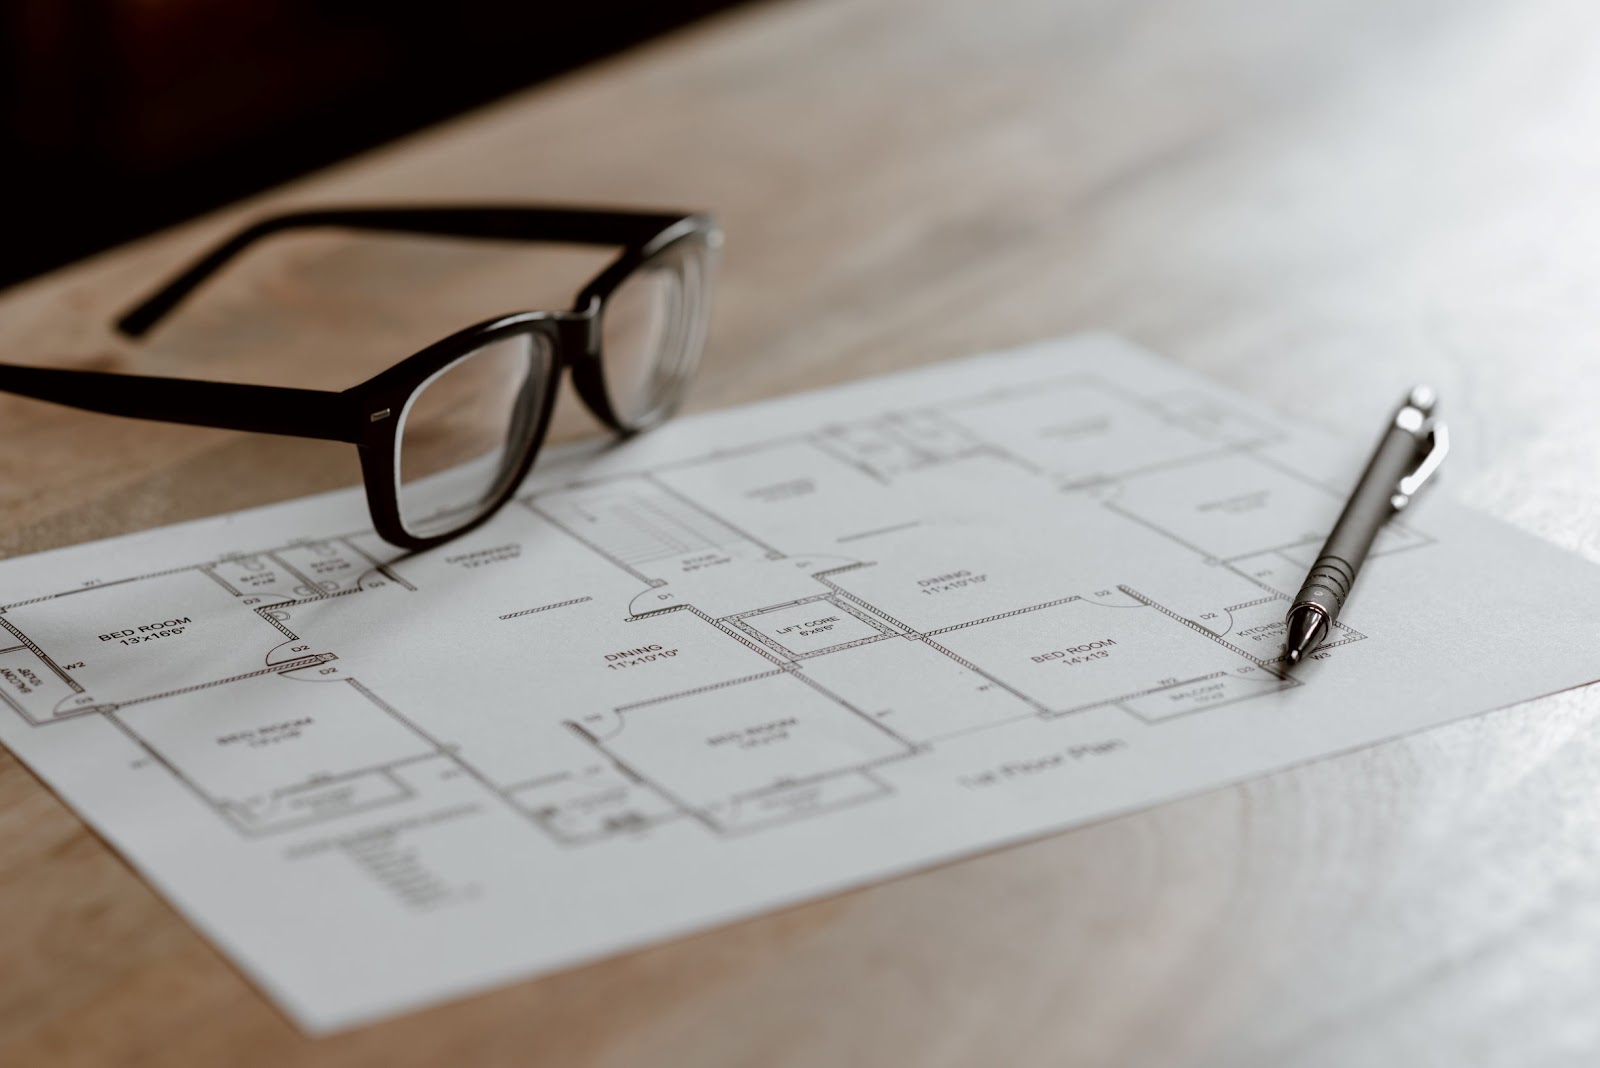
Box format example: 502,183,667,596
116,206,695,339
0,362,360,442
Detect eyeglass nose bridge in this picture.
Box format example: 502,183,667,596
554,296,603,358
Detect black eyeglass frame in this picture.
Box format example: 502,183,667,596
0,205,721,551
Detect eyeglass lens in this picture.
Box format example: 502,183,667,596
395,332,554,538
600,237,714,428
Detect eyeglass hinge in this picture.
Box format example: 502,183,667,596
369,408,392,422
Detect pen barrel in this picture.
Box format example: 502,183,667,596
1292,422,1423,622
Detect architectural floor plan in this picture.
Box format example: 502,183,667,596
3,334,1598,1031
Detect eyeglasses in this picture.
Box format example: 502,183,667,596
0,205,720,550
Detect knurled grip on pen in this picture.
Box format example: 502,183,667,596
1293,554,1356,619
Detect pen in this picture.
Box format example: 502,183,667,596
1284,386,1450,665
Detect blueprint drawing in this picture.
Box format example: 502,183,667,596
2,334,1598,1031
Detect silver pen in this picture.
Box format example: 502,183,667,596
1284,387,1450,665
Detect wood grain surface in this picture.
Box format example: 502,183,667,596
5,0,1600,1064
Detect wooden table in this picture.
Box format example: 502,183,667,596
5,0,1600,1063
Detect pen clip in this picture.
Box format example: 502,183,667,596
1391,420,1448,510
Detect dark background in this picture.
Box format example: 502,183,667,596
0,0,744,290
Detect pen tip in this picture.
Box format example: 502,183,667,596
1283,605,1329,666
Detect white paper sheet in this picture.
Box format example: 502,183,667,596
3,334,1597,1032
